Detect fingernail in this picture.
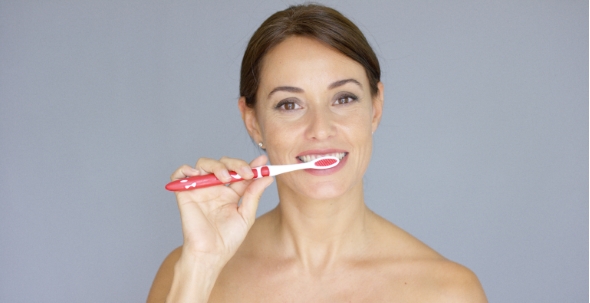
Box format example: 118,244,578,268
220,170,231,182
240,167,253,178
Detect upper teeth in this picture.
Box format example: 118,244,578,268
298,152,346,163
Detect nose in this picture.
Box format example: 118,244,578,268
305,106,336,141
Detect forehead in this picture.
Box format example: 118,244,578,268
258,36,369,93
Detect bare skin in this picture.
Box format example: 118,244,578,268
209,206,486,302
147,37,487,303
150,207,486,302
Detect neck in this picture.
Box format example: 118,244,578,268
271,180,371,272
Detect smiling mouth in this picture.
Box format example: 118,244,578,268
296,152,348,163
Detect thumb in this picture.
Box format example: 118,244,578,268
238,176,274,227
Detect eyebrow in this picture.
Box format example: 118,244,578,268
267,86,303,98
267,78,363,98
328,78,363,90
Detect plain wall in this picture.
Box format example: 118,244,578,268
1,1,587,302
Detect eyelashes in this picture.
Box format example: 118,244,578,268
275,99,301,111
334,93,358,105
274,93,359,111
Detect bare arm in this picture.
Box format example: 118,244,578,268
147,247,181,303
147,155,273,303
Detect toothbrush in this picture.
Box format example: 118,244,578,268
165,156,340,191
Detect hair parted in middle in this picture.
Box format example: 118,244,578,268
240,3,381,108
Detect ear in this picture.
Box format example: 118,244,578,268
238,97,263,143
371,82,384,134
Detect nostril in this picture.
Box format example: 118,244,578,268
305,111,336,140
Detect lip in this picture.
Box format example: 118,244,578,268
295,149,348,176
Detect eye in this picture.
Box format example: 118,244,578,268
275,99,301,111
334,93,358,105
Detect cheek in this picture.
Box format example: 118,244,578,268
260,119,299,163
339,109,374,138
262,115,294,140
258,105,374,157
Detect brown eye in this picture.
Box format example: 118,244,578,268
334,94,358,105
275,100,301,111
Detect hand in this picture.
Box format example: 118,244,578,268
170,155,273,265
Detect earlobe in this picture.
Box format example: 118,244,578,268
371,82,384,133
238,97,263,143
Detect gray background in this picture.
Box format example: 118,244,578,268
1,0,587,302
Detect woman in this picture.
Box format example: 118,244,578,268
148,4,487,302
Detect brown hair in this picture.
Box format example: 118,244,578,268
240,4,381,108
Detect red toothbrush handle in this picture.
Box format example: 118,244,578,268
165,166,270,191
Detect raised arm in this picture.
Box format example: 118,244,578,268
147,155,273,303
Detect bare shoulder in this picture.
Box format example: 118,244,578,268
146,246,182,303
368,213,487,302
423,259,488,303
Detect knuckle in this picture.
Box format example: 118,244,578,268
170,165,188,180
219,156,240,166
220,156,248,168
195,157,212,166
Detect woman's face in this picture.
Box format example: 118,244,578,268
240,36,383,200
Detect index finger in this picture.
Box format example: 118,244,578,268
227,154,269,194
170,165,200,181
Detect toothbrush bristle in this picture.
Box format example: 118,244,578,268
314,158,338,167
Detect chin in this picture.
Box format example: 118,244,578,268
297,180,356,201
